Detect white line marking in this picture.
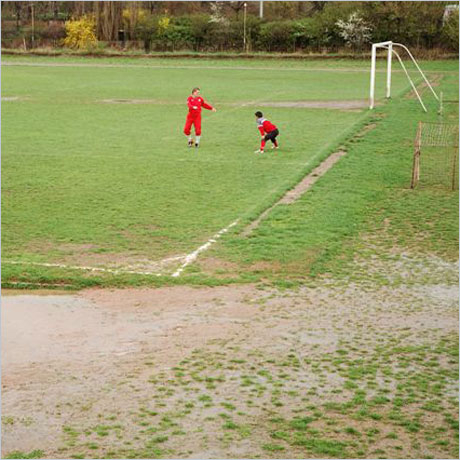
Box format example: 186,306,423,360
3,257,186,277
4,281,76,288
172,219,240,277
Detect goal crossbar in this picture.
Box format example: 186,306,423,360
369,41,439,112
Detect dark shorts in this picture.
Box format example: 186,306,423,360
264,128,279,143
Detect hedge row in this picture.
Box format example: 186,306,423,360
2,7,459,53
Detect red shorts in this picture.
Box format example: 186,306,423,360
184,113,202,136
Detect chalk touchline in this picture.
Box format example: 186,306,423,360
3,217,240,279
172,219,240,277
3,257,184,277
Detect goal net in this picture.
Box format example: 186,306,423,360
411,122,459,190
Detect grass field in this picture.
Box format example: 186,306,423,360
210,71,459,285
4,56,456,287
2,55,458,459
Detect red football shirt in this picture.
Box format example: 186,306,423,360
187,96,213,115
257,118,277,135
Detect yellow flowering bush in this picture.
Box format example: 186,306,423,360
158,16,171,35
63,15,97,49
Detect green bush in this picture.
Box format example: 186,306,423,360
244,16,263,51
135,14,215,52
163,23,193,51
361,1,447,50
291,17,333,51
188,14,215,51
11,5,454,54
258,20,296,52
134,14,159,52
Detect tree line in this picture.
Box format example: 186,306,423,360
1,1,458,54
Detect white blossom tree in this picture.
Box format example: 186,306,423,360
209,1,229,26
336,12,372,51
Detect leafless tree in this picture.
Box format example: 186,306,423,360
227,1,246,19
94,1,123,41
14,2,23,30
311,1,326,13
124,1,141,39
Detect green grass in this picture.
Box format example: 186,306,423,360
213,71,459,283
2,55,417,287
2,56,457,289
3,52,458,72
262,443,285,452
4,451,44,459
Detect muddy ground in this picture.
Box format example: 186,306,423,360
2,256,459,459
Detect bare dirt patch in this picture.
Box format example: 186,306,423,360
56,243,99,252
280,151,347,204
101,98,173,104
354,122,377,136
197,257,240,274
2,264,458,459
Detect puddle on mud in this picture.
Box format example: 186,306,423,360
1,283,458,458
1,292,152,370
1,286,256,373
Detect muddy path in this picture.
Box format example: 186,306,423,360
2,271,458,459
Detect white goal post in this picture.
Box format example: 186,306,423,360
369,41,439,112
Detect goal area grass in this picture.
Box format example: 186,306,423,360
1,56,458,288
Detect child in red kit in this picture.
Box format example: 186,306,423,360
184,87,216,148
254,111,279,154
